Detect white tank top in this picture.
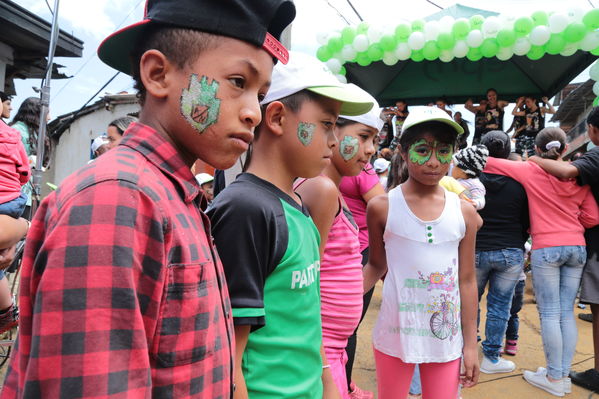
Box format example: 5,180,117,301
373,185,466,363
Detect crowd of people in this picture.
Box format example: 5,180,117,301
0,1,597,399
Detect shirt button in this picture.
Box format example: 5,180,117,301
428,238,433,243
427,233,432,237
427,226,432,230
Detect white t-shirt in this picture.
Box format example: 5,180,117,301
373,186,465,363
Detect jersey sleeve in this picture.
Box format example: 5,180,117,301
574,148,599,187
356,165,380,196
208,187,284,327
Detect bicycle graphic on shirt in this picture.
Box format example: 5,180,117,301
427,293,459,340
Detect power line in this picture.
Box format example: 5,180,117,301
425,0,444,10
326,1,351,25
346,0,363,21
589,0,595,8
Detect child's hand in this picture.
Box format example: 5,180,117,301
460,345,480,388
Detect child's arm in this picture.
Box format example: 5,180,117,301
458,200,480,388
295,176,339,255
233,325,251,399
540,97,556,115
0,215,28,249
527,156,579,179
484,157,529,184
363,194,388,293
469,181,486,210
579,188,599,229
16,139,31,185
464,99,479,114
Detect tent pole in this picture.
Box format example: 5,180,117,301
31,0,60,217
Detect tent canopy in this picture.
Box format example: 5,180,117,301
344,4,597,106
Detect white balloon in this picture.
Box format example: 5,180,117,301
581,31,599,51
439,50,454,62
497,47,514,61
560,42,579,56
439,16,455,33
513,37,532,55
367,26,383,43
530,25,551,46
395,43,411,60
590,61,599,81
466,30,484,48
499,14,516,30
567,7,585,23
424,20,440,41
482,16,500,38
353,34,369,52
549,13,569,34
336,74,348,84
594,81,599,96
453,40,469,58
408,31,426,50
326,58,342,74
383,51,399,65
316,31,329,45
341,45,357,61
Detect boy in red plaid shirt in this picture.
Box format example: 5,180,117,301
1,1,295,398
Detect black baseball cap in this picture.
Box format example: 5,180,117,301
98,0,296,75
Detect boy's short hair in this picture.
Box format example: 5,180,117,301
587,107,599,129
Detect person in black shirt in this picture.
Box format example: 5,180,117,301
476,130,530,375
529,107,599,393
513,96,556,158
454,111,470,149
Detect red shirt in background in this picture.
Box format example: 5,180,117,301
0,121,30,204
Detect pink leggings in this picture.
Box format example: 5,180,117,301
325,346,350,399
374,348,460,399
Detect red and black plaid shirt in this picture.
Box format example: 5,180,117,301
1,123,234,398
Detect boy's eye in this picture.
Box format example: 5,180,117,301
229,77,245,89
414,146,431,154
323,121,334,129
258,93,266,102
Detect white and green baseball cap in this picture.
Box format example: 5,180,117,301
401,106,464,136
262,51,374,116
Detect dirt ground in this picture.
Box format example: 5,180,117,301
353,278,597,398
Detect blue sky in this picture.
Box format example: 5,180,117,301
9,0,595,124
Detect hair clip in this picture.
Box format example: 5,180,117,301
545,140,561,150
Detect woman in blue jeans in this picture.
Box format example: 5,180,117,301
484,127,599,396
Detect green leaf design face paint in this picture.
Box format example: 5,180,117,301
297,122,316,146
340,135,359,161
180,74,221,134
408,139,454,165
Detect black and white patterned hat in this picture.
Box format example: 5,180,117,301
453,144,489,178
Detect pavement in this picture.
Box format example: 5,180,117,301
353,278,597,398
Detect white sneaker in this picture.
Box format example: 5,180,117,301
480,356,516,374
538,367,571,393
523,367,564,397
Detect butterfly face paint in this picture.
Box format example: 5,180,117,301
297,122,316,146
180,74,221,134
408,139,454,165
340,136,359,161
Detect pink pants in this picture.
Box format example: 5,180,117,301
374,348,460,399
325,346,350,399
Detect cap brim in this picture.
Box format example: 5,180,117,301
403,117,465,136
98,19,152,75
307,86,374,116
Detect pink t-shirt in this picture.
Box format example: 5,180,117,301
485,158,599,249
0,121,30,204
339,164,380,252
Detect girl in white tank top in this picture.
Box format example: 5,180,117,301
363,107,480,399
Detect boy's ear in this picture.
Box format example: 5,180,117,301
139,49,173,99
263,101,286,137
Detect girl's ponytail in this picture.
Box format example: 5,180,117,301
535,127,566,160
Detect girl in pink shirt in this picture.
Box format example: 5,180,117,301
484,127,599,396
296,92,382,399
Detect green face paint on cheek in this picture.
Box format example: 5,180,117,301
180,74,221,134
340,136,359,161
436,143,454,164
408,139,432,165
297,122,316,146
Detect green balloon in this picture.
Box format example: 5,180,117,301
583,9,599,30
411,50,425,62
531,11,549,26
328,36,343,53
356,52,371,66
452,20,470,40
496,29,516,47
481,38,499,58
564,23,587,43
395,23,412,42
466,47,483,61
339,66,347,76
357,22,369,34
545,34,566,55
423,41,440,60
592,46,599,56
594,96,599,107
437,33,455,50
527,45,545,60
341,27,356,45
367,44,384,61
380,35,397,51
469,15,484,30
412,19,425,32
514,17,534,37
317,46,332,62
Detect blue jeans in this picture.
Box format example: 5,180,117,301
0,192,27,219
476,248,524,360
506,279,525,341
531,245,586,380
409,365,421,395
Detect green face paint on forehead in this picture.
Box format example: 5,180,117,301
340,136,359,161
408,139,454,165
297,122,315,146
180,74,221,134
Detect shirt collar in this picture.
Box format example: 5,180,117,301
120,122,202,204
